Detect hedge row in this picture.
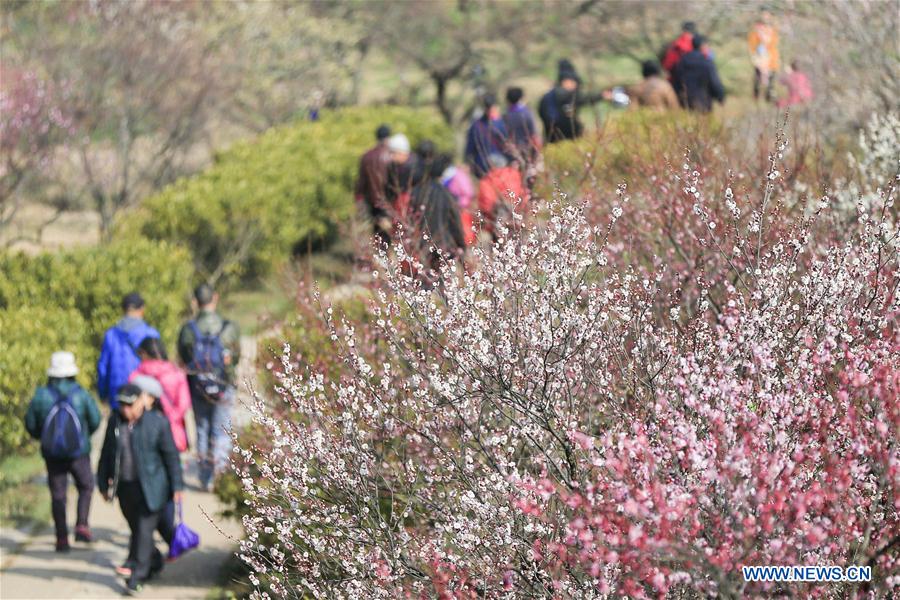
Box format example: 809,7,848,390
0,239,193,454
124,106,453,286
0,307,92,453
539,108,725,197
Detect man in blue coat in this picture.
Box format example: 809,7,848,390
672,35,726,113
465,94,508,179
97,292,160,409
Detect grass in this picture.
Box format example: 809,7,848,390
0,449,51,529
222,224,360,337
222,283,295,338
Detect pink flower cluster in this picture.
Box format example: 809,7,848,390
236,139,897,598
0,69,72,191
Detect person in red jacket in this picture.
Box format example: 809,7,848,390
662,22,697,77
477,153,528,240
129,337,191,454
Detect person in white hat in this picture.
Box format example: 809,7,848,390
25,351,102,552
383,133,414,236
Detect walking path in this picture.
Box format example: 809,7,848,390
0,336,258,599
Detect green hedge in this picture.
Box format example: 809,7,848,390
539,109,725,197
0,239,193,349
0,239,193,453
126,106,453,286
0,307,93,455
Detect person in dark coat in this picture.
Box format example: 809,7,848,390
410,139,437,188
98,382,184,594
538,59,606,143
355,124,392,245
408,155,466,272
672,35,726,112
502,86,541,166
464,94,508,178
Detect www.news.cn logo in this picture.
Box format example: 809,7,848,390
742,565,872,583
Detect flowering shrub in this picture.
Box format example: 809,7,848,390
235,133,898,598
832,112,900,214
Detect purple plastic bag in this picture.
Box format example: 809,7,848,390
168,501,200,560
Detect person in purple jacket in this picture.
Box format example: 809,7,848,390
97,292,160,409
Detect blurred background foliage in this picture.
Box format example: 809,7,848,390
3,0,896,248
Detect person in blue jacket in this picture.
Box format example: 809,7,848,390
97,292,160,409
465,94,508,179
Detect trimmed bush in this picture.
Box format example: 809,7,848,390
0,239,193,453
538,109,726,196
0,238,193,349
126,106,453,286
0,307,93,455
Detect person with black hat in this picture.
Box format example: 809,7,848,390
672,35,726,112
355,124,393,245
177,283,240,491
97,381,184,594
538,59,606,143
97,292,161,409
464,93,508,178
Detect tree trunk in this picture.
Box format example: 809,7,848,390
97,190,114,243
433,75,452,125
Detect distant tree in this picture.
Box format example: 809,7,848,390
793,0,900,129
568,0,744,65
0,69,72,245
7,0,225,240
342,0,551,125
218,1,368,132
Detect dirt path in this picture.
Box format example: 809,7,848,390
0,336,258,599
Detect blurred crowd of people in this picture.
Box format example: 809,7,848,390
354,10,810,283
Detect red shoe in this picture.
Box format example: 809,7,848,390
55,538,70,552
74,525,93,543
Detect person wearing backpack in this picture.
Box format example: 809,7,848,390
177,284,240,491
97,292,160,409
24,351,102,552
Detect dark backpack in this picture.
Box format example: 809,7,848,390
40,387,84,460
187,320,229,402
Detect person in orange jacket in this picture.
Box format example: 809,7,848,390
477,153,528,240
748,10,780,102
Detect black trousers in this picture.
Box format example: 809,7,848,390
754,67,774,101
45,454,94,540
117,481,163,585
120,500,175,568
